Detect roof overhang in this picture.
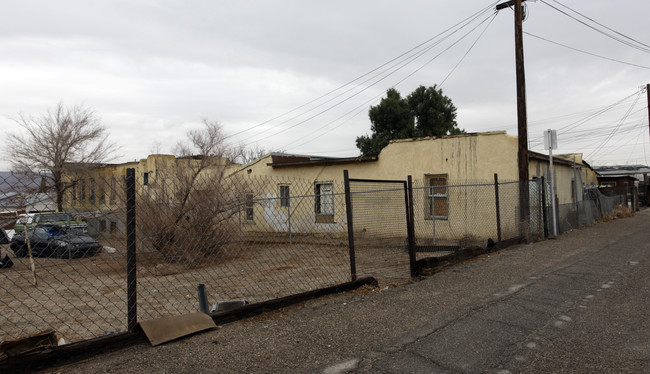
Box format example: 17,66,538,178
268,155,377,168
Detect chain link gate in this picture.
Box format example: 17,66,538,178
343,172,416,281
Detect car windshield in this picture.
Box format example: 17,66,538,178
39,214,73,223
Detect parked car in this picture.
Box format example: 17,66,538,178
10,225,102,259
13,212,86,234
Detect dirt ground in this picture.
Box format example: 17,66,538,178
0,237,420,345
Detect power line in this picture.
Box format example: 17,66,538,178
247,10,499,148
225,1,500,141
540,0,650,54
524,32,650,70
440,13,498,87
548,0,650,51
280,11,500,151
585,90,644,159
526,89,646,150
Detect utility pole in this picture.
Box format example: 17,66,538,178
643,83,650,206
497,0,530,241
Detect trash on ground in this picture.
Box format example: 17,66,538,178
140,312,216,346
210,300,248,313
0,329,58,358
102,246,117,254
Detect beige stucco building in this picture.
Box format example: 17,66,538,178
60,131,597,246
235,131,594,244
62,154,238,236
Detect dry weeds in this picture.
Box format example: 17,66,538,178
598,205,633,223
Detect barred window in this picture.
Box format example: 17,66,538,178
426,174,448,220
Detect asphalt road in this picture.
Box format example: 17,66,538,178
39,210,650,373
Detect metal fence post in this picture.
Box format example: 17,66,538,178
406,176,417,277
343,170,357,282
555,195,561,235
287,195,292,245
494,173,502,242
126,168,137,331
541,176,548,238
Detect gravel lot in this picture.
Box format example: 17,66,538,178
1,235,420,345
25,210,646,373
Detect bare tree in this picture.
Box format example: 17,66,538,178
238,144,269,164
149,139,164,155
5,103,116,211
138,119,249,265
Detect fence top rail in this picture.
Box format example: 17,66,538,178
412,180,520,189
349,178,407,185
254,191,349,202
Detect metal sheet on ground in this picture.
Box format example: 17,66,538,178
139,312,216,346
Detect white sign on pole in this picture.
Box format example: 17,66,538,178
544,129,557,150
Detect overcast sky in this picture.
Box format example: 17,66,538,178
1,0,648,171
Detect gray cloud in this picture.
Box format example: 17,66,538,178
1,0,649,169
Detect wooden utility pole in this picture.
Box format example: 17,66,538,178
497,0,530,241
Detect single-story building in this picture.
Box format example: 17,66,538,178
236,131,594,243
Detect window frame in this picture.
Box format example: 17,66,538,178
279,185,290,208
89,178,96,202
79,180,86,201
110,177,116,204
245,193,254,222
425,174,449,220
71,184,77,206
314,181,335,223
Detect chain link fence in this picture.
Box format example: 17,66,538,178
1,171,129,344
0,169,352,348
348,179,411,280
133,171,351,324
0,168,630,354
554,186,627,234
410,179,523,250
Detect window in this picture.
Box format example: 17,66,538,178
426,174,448,220
71,184,77,206
245,193,254,221
143,172,150,186
110,177,116,204
280,185,290,207
315,182,334,223
99,181,106,203
89,179,96,202
80,180,86,201
110,221,117,234
100,220,107,232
